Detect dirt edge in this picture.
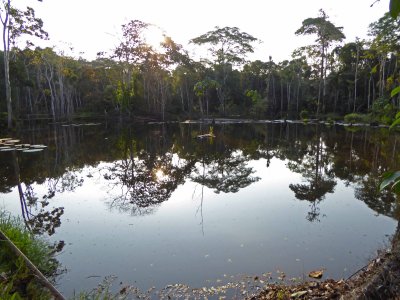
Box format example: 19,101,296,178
254,223,400,300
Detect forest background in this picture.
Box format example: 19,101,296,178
0,0,399,128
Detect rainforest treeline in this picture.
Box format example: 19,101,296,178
0,10,399,124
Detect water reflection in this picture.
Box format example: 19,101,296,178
1,122,399,295
1,123,399,223
191,151,260,194
7,150,65,235
288,127,336,222
102,149,194,215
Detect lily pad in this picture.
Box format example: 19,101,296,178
0,148,15,152
30,145,47,149
22,149,44,153
6,139,20,143
0,138,12,142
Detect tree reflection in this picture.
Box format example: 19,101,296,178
1,122,400,230
355,175,400,219
102,138,195,215
331,130,400,219
11,151,66,236
290,179,336,222
288,126,336,222
191,150,259,193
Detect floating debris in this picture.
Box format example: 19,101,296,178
309,269,324,279
196,133,216,139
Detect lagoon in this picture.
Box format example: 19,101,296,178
0,122,398,297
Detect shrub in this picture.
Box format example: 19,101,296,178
370,97,397,124
344,113,366,124
324,113,340,121
299,110,309,120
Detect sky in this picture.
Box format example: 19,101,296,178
17,0,389,63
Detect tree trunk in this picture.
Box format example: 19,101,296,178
2,1,12,128
4,48,12,128
353,42,359,113
317,44,325,118
280,80,283,118
296,77,300,114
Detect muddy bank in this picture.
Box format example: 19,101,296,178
254,223,400,300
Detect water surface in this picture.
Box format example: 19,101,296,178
0,122,398,296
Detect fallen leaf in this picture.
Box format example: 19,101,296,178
308,269,324,279
291,290,308,298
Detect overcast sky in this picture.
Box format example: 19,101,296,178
17,0,388,62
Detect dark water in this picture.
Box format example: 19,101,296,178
0,122,399,296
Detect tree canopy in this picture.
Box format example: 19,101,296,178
0,8,398,126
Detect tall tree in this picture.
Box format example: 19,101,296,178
368,12,400,99
0,0,47,128
191,26,258,114
295,9,345,116
113,20,150,115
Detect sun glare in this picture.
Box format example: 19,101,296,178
143,26,165,50
155,169,166,181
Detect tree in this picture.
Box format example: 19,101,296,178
295,9,345,116
114,20,150,65
390,0,400,18
368,13,400,99
193,78,219,117
333,40,366,112
113,20,151,115
191,26,258,114
0,0,47,128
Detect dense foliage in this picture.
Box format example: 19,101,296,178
0,10,399,125
0,10,398,125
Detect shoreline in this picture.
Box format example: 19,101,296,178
254,223,400,299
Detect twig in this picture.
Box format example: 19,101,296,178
347,263,368,280
370,0,380,7
0,229,66,300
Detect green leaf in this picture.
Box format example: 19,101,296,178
396,111,400,119
390,0,400,18
390,117,400,129
380,171,400,191
10,292,23,300
393,181,400,194
391,86,400,98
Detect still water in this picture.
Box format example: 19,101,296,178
0,122,398,296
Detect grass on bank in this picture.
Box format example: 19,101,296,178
0,210,61,299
